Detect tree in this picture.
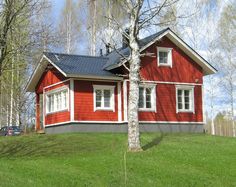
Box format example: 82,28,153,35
58,0,81,54
107,0,183,151
87,0,126,55
217,1,236,137
0,0,42,76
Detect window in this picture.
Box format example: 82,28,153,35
139,84,156,111
93,85,115,111
46,87,68,114
176,86,194,113
157,47,172,67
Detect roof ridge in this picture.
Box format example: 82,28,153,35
43,52,109,59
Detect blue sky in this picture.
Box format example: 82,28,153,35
51,0,64,24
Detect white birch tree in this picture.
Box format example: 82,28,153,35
106,0,184,151
217,1,236,137
58,0,81,54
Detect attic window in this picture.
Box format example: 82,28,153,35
157,47,172,67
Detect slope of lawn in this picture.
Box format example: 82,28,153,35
0,133,235,187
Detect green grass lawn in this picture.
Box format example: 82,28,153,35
0,133,235,187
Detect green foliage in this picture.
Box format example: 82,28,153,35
0,133,235,187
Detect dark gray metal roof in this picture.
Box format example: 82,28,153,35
43,52,118,78
103,28,169,69
43,29,169,76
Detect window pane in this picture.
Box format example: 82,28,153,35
55,94,59,111
57,92,62,110
184,90,190,97
47,89,68,113
48,95,51,112
61,91,66,109
139,87,144,108
185,103,190,109
96,90,102,107
184,90,190,110
177,90,182,110
159,51,168,64
104,90,111,108
146,88,152,108
178,103,182,109
50,95,54,112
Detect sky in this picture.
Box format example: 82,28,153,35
48,0,233,119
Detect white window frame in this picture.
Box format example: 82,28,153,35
139,84,156,112
176,85,195,113
93,85,115,112
45,86,69,114
157,47,173,67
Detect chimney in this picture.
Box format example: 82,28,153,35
105,43,110,55
100,49,103,56
122,28,130,48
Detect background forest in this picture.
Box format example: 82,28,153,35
0,0,235,136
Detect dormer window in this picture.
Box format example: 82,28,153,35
157,47,172,67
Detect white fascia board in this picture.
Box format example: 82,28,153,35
25,56,49,92
26,55,68,92
43,55,67,77
67,74,123,81
165,32,217,75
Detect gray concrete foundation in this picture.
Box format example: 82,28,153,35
45,122,204,134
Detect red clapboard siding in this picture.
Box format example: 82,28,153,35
44,81,71,125
138,84,202,122
35,67,70,126
36,67,66,94
140,36,203,83
126,82,203,122
74,80,118,121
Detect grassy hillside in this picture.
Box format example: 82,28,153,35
0,133,235,187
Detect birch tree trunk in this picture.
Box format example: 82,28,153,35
126,1,143,151
91,0,97,56
128,38,141,151
230,81,236,137
66,11,72,53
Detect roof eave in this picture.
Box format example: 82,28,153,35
25,55,68,92
165,31,217,76
67,74,123,81
25,56,49,92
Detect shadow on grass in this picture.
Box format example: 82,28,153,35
0,136,60,158
142,133,164,151
0,134,112,159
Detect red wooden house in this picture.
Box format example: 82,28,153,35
26,28,216,134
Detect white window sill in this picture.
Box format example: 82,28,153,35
46,108,69,115
177,110,194,113
139,108,156,112
95,108,114,112
158,63,172,67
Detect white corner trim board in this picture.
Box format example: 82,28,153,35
118,82,122,122
123,80,128,122
70,79,75,121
